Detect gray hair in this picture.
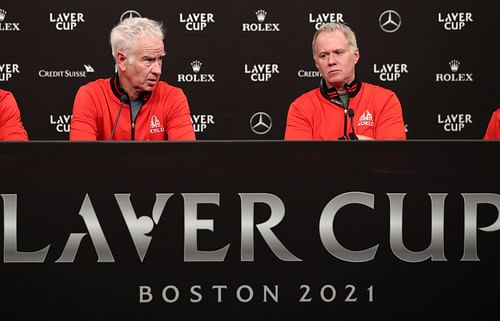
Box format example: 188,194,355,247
312,23,358,58
110,17,165,58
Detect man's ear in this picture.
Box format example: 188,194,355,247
353,48,360,65
116,51,127,72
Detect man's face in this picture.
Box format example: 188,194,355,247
314,30,359,90
119,36,165,93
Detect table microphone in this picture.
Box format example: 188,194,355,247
110,94,128,140
348,108,358,140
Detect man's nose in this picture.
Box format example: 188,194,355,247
328,54,337,65
151,60,162,75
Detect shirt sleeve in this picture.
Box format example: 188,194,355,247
69,86,99,140
284,102,313,140
374,91,406,140
164,89,196,141
0,92,29,141
483,109,500,140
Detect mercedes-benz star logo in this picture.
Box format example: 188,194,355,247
250,112,272,135
120,10,142,22
379,10,401,33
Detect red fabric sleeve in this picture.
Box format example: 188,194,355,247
0,90,29,141
483,109,500,140
69,86,99,140
164,89,196,140
284,102,313,140
374,91,406,140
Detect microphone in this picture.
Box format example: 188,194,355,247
110,94,128,140
347,108,358,140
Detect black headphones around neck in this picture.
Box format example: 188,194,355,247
110,75,152,105
319,77,362,108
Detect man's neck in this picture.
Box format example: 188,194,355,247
331,76,356,94
335,86,347,94
117,74,140,101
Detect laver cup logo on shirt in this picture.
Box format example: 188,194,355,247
149,115,164,134
358,110,374,127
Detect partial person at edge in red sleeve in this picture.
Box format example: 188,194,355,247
284,23,406,141
69,17,195,141
0,89,29,141
483,108,500,140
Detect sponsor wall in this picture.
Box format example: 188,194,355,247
0,0,498,140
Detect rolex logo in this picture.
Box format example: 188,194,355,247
190,60,202,73
256,10,267,22
178,60,215,83
449,60,460,72
436,59,472,82
0,9,6,22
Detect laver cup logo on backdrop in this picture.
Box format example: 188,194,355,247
438,12,473,30
191,114,215,133
435,60,473,82
177,60,215,83
0,63,20,82
308,12,345,30
49,12,85,31
437,113,473,132
49,114,72,133
179,12,215,31
0,9,21,31
244,63,279,82
373,63,409,82
242,9,280,32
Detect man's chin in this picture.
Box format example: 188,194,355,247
144,82,158,91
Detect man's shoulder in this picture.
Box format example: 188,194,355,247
292,87,320,104
361,82,397,97
156,81,183,92
0,88,11,96
79,78,110,92
153,81,186,98
0,89,13,102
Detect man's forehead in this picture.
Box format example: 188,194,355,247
316,31,349,49
132,37,164,51
317,30,347,42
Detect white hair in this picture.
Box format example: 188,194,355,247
312,23,358,58
110,17,165,59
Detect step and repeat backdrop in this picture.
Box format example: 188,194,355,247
1,0,499,140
